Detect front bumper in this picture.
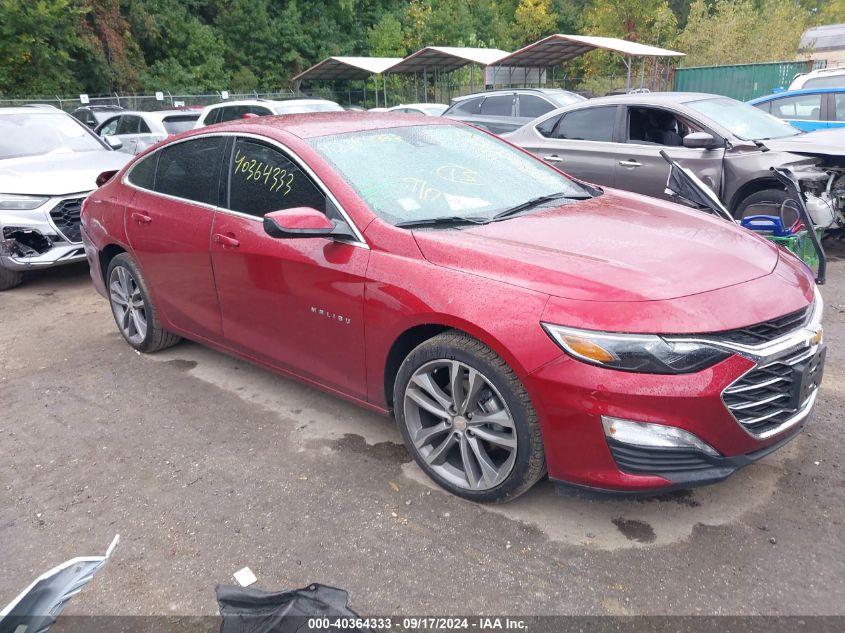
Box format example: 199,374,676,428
0,194,89,271
527,299,824,493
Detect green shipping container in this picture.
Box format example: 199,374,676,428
673,60,819,101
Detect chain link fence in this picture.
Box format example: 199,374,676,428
0,70,672,113
0,90,300,112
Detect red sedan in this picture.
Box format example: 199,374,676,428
81,113,825,502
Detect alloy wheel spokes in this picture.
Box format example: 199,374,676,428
404,359,518,491
110,266,147,344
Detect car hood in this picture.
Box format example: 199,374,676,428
762,128,845,158
0,150,130,196
412,190,779,302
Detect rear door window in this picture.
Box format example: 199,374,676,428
226,138,326,218
554,107,616,142
770,94,823,120
480,94,514,117
154,136,226,205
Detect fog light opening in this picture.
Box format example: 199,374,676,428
601,416,719,457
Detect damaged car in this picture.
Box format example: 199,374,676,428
0,106,131,290
505,93,845,229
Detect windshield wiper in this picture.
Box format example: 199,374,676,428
395,215,489,229
491,192,588,221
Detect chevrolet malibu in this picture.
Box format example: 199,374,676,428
81,114,825,502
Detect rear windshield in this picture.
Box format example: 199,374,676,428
162,115,200,135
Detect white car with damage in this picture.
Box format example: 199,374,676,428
0,106,130,290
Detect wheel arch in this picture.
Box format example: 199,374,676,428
729,177,784,213
381,316,532,409
99,243,127,287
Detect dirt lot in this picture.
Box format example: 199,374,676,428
1,249,844,617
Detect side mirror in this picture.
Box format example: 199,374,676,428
104,135,123,150
683,132,716,149
263,207,337,239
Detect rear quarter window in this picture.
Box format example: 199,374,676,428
126,153,158,190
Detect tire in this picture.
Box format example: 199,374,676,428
106,253,180,353
393,331,545,503
0,266,23,291
735,188,797,222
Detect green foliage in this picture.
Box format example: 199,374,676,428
677,0,810,66
0,0,824,98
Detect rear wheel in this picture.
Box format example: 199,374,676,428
394,331,545,503
0,267,23,291
107,253,180,353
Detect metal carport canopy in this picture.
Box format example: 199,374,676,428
494,34,684,67
387,46,510,74
292,56,403,82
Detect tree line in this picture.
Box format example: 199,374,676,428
1,0,843,98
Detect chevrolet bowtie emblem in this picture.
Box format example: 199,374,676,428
809,327,823,346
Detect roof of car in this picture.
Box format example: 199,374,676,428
197,111,454,139
571,92,719,106
451,88,581,101
0,106,68,115
103,109,199,119
749,87,845,103
205,98,336,109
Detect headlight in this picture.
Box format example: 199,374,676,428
542,323,732,374
0,194,50,210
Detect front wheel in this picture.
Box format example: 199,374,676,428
735,188,797,222
394,331,545,503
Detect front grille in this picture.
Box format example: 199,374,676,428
705,307,810,346
49,197,84,243
723,345,824,437
608,440,717,474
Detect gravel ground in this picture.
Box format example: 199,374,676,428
1,247,843,618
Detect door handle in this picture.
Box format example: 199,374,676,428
131,211,152,224
618,159,643,168
213,233,240,248
545,154,563,163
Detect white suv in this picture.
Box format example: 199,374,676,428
193,98,344,128
0,107,130,290
789,67,845,90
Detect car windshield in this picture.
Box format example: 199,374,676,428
0,111,106,159
162,115,200,135
274,102,343,114
307,124,590,226
547,91,588,107
687,97,801,140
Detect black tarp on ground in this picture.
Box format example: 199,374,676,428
216,583,372,633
